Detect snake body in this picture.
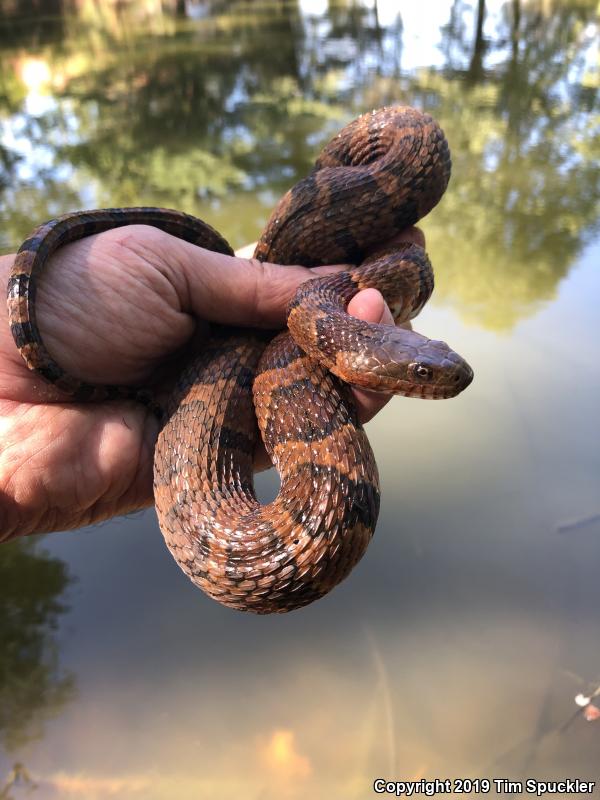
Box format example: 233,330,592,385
7,106,473,614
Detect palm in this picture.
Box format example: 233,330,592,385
0,227,186,537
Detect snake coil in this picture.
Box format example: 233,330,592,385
8,106,473,614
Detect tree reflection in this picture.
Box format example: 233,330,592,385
0,539,74,752
0,0,597,328
409,0,600,328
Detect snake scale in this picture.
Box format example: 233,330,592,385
7,106,473,614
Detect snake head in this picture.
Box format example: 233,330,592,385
329,327,474,399
402,338,474,399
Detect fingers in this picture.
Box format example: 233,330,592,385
171,226,425,329
173,241,318,328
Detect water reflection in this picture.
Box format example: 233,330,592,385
1,0,598,327
420,0,600,328
0,0,599,797
0,538,74,751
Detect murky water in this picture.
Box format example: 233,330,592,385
0,1,599,797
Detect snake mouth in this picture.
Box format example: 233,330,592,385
411,356,473,399
349,346,474,398
344,359,473,398
435,358,474,398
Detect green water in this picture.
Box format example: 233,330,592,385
0,1,599,797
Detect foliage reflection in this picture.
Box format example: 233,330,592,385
0,1,597,328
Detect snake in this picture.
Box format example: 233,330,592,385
7,106,473,614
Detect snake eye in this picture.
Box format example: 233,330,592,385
410,362,433,381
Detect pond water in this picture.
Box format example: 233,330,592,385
0,1,599,797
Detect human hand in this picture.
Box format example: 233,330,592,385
0,223,424,540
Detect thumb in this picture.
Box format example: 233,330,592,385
174,239,325,329
171,227,420,329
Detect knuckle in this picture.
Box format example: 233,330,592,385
105,224,168,267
